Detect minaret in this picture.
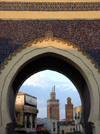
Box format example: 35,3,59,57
47,86,59,120
65,97,73,122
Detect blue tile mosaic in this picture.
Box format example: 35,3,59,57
0,2,100,11
0,20,100,70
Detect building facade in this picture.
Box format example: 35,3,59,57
15,92,38,133
47,87,59,121
65,97,73,122
74,105,83,133
60,121,75,134
37,118,58,134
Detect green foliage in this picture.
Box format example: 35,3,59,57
73,131,81,134
15,124,24,129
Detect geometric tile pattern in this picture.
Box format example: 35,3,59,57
0,20,100,71
0,2,100,11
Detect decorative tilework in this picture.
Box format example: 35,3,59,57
0,2,100,11
0,20,100,72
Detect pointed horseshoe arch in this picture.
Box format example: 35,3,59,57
0,37,100,134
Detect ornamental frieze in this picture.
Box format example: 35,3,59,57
0,2,100,11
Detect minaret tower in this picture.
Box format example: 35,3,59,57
47,86,59,120
65,97,73,122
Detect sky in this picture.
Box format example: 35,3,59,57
19,70,81,119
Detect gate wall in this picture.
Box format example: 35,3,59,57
0,0,100,134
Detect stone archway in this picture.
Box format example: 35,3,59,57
0,37,100,134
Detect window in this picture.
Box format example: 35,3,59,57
16,113,20,122
79,124,80,131
75,113,77,119
78,112,80,119
62,130,64,134
23,115,25,127
76,125,77,131
27,116,30,128
33,116,35,128
53,122,55,132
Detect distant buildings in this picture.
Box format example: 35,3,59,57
65,97,73,122
37,118,58,134
74,105,83,133
47,86,59,121
15,89,82,134
15,92,38,133
58,97,75,134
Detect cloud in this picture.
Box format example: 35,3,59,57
23,72,50,88
23,71,77,92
